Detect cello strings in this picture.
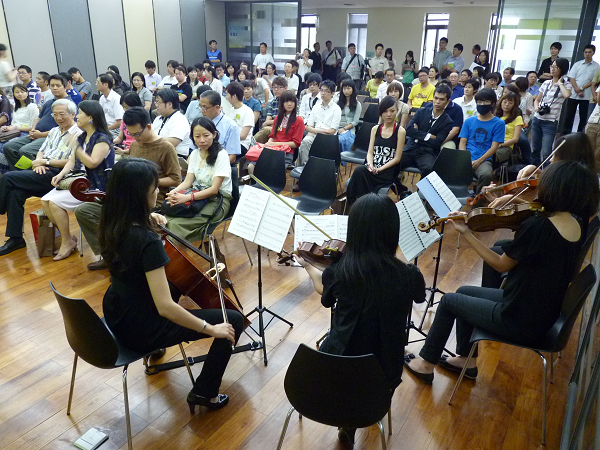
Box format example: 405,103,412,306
209,235,229,325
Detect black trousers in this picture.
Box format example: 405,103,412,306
481,239,513,289
563,98,590,134
322,65,337,82
0,168,59,238
346,164,395,205
400,147,437,178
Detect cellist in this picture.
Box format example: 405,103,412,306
99,158,243,412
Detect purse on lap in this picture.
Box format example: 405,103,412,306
161,187,209,218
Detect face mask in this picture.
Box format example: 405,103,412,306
477,104,493,115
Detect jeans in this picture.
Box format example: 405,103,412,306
530,116,557,166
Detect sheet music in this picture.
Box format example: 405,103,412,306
417,171,462,217
294,215,348,250
254,194,298,252
227,186,269,241
397,193,440,261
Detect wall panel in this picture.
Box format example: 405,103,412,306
153,0,184,72
180,0,206,67
89,0,129,80
122,0,157,76
205,0,227,62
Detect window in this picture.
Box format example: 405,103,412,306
347,13,368,57
301,14,317,52
421,13,449,68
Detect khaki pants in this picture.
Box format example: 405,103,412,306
585,122,600,166
254,126,272,144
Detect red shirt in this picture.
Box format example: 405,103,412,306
269,115,305,148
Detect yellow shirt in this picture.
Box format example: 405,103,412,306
501,115,524,148
408,83,435,108
366,79,382,98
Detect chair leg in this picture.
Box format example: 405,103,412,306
122,366,133,450
457,232,461,249
241,239,253,265
448,342,478,405
179,343,195,385
537,351,547,446
67,354,78,415
388,408,392,435
377,420,387,450
550,352,554,384
79,228,83,257
276,406,296,450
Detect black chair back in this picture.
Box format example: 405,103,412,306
352,122,377,154
254,148,286,193
431,147,473,198
284,344,391,429
310,134,341,169
50,282,120,369
228,166,240,219
573,216,600,278
363,103,379,124
298,156,337,203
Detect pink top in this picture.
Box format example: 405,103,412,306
120,121,135,149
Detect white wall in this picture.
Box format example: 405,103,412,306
304,6,496,65
205,0,227,62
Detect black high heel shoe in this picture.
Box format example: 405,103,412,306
187,392,229,413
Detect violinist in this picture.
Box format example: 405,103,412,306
404,161,599,384
99,158,243,411
298,193,425,444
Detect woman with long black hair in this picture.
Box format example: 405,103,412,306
336,78,361,153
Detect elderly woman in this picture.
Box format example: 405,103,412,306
41,100,114,260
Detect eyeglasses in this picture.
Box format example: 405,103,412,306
154,100,164,106
51,112,70,118
320,89,331,94
126,127,146,138
272,85,286,90
200,104,216,111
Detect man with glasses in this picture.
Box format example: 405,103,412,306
254,76,288,144
299,73,322,124
151,89,193,157
75,106,181,270
199,90,240,164
17,65,40,103
297,80,341,167
4,74,71,168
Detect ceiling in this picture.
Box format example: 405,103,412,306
299,0,498,9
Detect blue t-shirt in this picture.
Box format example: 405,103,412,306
207,49,222,65
459,115,505,161
67,88,82,106
36,99,58,132
243,96,262,113
451,84,464,101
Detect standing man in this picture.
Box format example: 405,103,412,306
17,65,40,103
96,73,123,138
253,42,275,77
433,37,452,70
341,43,365,91
207,40,223,65
321,41,342,82
538,42,561,81
563,45,599,134
444,44,465,72
369,43,389,78
310,42,323,74
68,67,92,100
472,45,481,63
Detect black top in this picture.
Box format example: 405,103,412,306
537,57,557,80
103,226,171,352
404,107,455,153
320,259,426,389
373,123,399,168
171,82,193,113
310,51,322,72
500,214,582,339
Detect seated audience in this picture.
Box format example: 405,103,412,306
226,62,237,82
514,76,534,128
499,67,515,86
250,72,270,112
346,96,404,205
337,79,362,154
68,67,92,100
199,90,241,163
365,71,384,98
241,80,261,125
484,72,502,99
458,88,505,193
113,91,143,156
526,70,540,97
459,69,472,86
0,99,79,255
299,74,321,123
188,66,202,99
262,63,277,90
204,65,223,95
400,84,454,177
297,80,341,166
376,69,397,100
152,89,193,157
76,107,181,270
131,72,153,110
157,60,178,90
408,68,435,111
448,72,464,100
107,65,130,93
166,116,232,242
471,66,486,81
171,66,193,113
60,72,82,106
144,60,162,93
96,73,123,139
385,82,410,128
494,92,524,164
454,77,479,121
17,65,40,103
427,66,439,86
215,63,230,92
254,76,288,144
36,72,53,108
185,85,211,124
41,101,114,261
283,61,299,95
225,82,255,155
431,81,463,148
4,74,70,168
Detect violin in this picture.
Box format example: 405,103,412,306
279,239,347,267
467,178,539,206
418,202,545,233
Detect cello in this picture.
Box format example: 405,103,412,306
69,177,250,328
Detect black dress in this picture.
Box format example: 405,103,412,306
347,123,400,205
102,226,244,397
319,259,426,389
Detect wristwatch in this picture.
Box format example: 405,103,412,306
45,159,50,166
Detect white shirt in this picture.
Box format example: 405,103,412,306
206,78,223,95
145,73,162,91
187,148,232,197
307,101,342,131
567,59,600,100
158,75,177,89
152,110,193,156
254,78,269,104
253,53,275,71
99,90,124,127
226,104,255,149
39,90,54,108
453,96,477,121
376,82,390,100
299,93,321,123
369,56,389,74
285,75,299,93
297,59,313,80
588,86,600,124
12,103,39,128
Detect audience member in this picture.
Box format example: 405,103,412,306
471,45,481,62
472,66,486,80
113,91,143,155
226,63,237,82
386,82,410,128
0,99,79,255
207,40,223,65
152,89,193,157
262,63,277,90
225,82,255,155
385,48,396,71
68,67,92,100
310,42,323,74
431,80,463,148
185,85,211,124
253,42,275,76
96,73,123,138
204,65,223,95
0,84,37,173
563,45,599,134
531,58,572,164
458,88,505,193
370,43,389,77
59,72,82,106
469,50,490,75
526,70,540,96
254,76,287,143
322,41,342,82
366,71,384,99
514,76,534,129
459,69,472,86
401,51,417,89
131,72,152,110
428,66,440,86
433,37,452,70
17,65,39,104
188,66,202,99
341,43,364,91
241,80,261,125
158,60,178,90
585,89,600,161
484,72,502,99
538,42,561,82
199,90,241,163
171,66,193,112
499,67,515,87
337,79,361,154
215,63,230,93
444,43,465,72
448,72,464,100
144,60,162,92
36,72,53,108
494,92,524,164
297,48,314,81
377,69,397,100
0,44,15,98
283,61,299,95
299,73,322,123
454,77,479,121
407,68,435,111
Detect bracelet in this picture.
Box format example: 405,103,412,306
199,319,207,333
191,191,195,201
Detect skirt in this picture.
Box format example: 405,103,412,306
41,188,83,211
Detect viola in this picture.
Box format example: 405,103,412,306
467,178,539,206
418,202,545,233
278,239,346,268
70,177,105,203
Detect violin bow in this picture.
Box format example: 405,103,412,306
209,235,229,325
249,174,334,240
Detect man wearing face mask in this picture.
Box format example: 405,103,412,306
458,88,505,194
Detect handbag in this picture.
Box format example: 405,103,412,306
161,187,209,218
245,143,293,162
0,128,21,142
57,170,87,190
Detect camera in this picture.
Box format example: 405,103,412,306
538,104,551,115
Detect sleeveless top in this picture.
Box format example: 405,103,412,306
372,123,399,168
77,130,115,191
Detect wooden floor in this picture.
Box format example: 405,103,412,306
0,174,586,450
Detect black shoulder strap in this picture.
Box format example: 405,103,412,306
325,50,336,64
344,54,358,71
